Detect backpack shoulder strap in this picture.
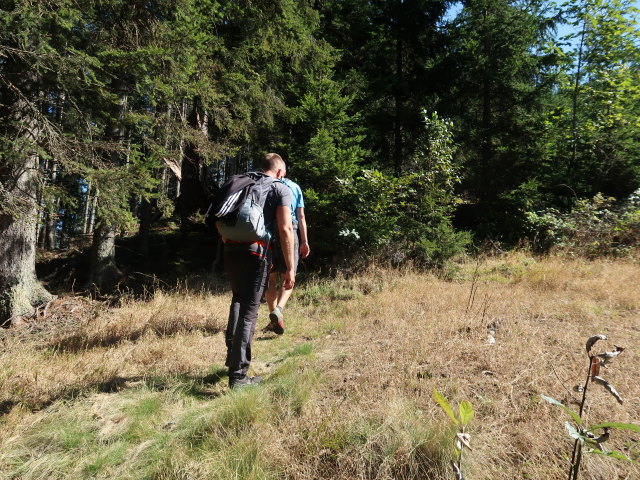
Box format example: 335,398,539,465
252,174,280,208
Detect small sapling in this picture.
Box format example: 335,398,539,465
541,334,640,480
434,389,474,480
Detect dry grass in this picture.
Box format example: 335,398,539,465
1,253,639,479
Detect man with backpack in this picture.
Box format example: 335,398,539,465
263,175,310,334
213,153,295,389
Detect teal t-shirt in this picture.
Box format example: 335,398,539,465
282,178,304,224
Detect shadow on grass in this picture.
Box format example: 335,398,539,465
46,323,224,354
97,370,228,400
255,334,279,342
2,369,229,417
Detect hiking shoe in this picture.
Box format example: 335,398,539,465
269,308,285,335
229,375,263,389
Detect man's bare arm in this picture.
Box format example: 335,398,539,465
276,205,295,289
296,206,310,259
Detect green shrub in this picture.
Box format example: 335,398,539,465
335,113,471,268
525,189,640,256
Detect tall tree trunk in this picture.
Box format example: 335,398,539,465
88,189,98,235
43,93,65,250
89,222,119,289
0,66,52,324
37,158,48,249
82,181,92,235
137,198,152,257
480,6,493,202
44,198,59,250
569,13,587,186
393,0,404,177
88,78,127,289
177,97,209,242
44,160,60,250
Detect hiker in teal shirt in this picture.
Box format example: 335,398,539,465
264,175,310,334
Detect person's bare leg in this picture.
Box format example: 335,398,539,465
276,283,294,310
265,272,279,312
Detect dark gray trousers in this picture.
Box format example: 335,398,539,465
224,250,269,381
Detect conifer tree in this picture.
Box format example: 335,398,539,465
320,0,450,175
440,0,558,238
0,1,95,321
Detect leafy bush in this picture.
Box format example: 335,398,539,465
337,112,471,268
525,189,640,256
290,82,470,269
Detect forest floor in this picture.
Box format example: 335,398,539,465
1,253,639,479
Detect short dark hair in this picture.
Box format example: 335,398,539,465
260,153,284,172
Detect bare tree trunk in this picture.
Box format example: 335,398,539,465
37,159,48,249
177,97,209,242
0,157,53,323
0,67,52,323
88,189,98,235
88,78,127,289
82,181,92,235
569,13,588,185
44,198,59,250
89,222,120,289
480,6,493,202
44,160,60,250
137,198,152,257
393,0,404,177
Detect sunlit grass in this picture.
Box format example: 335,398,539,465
1,253,639,479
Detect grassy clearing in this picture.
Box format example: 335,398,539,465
1,254,639,479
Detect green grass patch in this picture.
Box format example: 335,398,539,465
285,342,313,358
268,358,321,417
302,400,453,478
297,281,362,306
82,440,128,476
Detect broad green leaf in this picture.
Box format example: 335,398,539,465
565,422,583,441
459,401,474,426
590,449,640,465
434,389,458,425
540,395,582,425
590,422,640,433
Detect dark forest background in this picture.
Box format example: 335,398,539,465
1,0,639,321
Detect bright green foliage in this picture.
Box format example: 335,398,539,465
433,388,475,478
553,0,640,199
459,401,475,426
283,70,368,261
3,0,640,280
337,113,470,267
434,389,458,425
434,389,475,428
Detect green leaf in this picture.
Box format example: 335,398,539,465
540,395,582,425
589,422,640,433
565,422,583,441
434,389,458,425
590,449,640,465
459,401,474,426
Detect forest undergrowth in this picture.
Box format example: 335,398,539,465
1,253,639,479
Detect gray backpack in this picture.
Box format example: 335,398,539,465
214,173,278,243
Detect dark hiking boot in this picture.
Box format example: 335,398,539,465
229,375,263,390
269,307,285,335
